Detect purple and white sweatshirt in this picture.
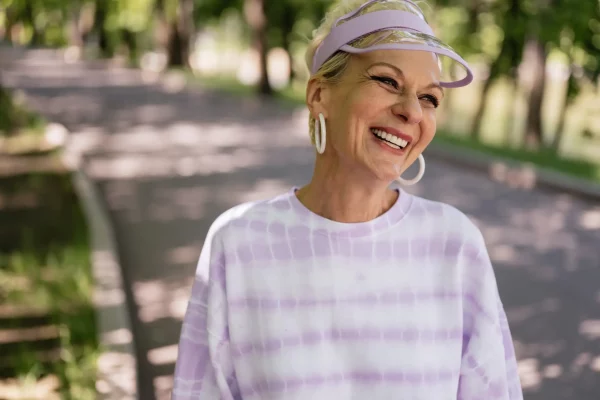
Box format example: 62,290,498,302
172,188,523,400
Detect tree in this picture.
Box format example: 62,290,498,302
469,0,526,140
264,0,331,85
549,0,600,152
244,0,271,95
94,0,114,57
166,0,195,68
522,37,547,149
519,0,600,150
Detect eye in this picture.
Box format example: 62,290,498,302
420,94,440,108
371,75,399,90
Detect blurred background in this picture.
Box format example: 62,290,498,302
0,0,599,399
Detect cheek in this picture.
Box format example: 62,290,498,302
419,112,437,145
337,94,381,141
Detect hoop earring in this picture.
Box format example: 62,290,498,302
314,113,326,154
396,154,426,185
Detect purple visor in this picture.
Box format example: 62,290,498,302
311,0,474,88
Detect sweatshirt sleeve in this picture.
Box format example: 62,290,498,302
457,236,523,400
172,221,239,400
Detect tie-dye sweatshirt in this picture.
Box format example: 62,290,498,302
172,188,523,400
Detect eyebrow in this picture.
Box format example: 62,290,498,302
368,61,445,97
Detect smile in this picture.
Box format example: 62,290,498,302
370,128,410,150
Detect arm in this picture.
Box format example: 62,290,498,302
172,228,239,400
457,243,523,400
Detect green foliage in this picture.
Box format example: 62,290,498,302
0,85,45,136
194,0,242,21
0,172,98,399
106,0,154,33
435,129,600,182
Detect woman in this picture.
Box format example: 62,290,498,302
172,0,523,399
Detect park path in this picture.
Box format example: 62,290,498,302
4,49,600,400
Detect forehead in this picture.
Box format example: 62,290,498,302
351,49,441,82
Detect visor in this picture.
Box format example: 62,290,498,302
311,0,474,88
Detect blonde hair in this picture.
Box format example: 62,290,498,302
305,0,429,143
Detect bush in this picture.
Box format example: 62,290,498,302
0,85,44,136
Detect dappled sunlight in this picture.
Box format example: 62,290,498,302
489,244,520,263
96,351,137,400
92,250,126,306
571,352,594,374
101,328,133,346
240,179,297,203
405,156,600,398
84,138,312,180
147,344,179,366
0,375,61,400
518,358,543,390
153,375,174,400
7,49,599,400
146,187,211,222
132,279,193,323
160,72,188,94
507,298,561,324
591,356,600,372
47,93,103,118
166,245,201,266
579,208,600,230
543,364,563,379
579,320,600,340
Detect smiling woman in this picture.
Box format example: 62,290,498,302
172,1,524,400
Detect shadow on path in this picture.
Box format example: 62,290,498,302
5,54,600,400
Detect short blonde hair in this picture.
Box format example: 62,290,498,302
305,0,429,143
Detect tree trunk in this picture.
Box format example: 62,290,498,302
24,2,43,46
4,7,15,43
0,82,16,135
470,72,495,139
551,71,574,152
470,0,523,139
94,0,113,58
166,0,194,69
69,6,84,48
552,101,568,153
79,2,96,44
281,6,295,83
122,29,139,66
504,74,519,146
167,23,184,66
523,38,547,150
244,0,273,95
154,0,170,52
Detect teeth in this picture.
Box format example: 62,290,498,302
371,129,409,149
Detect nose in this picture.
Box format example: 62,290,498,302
391,94,423,124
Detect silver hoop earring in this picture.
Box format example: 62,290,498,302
396,154,426,186
314,113,326,154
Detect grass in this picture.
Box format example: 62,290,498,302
0,86,46,138
184,70,600,185
434,131,600,183
0,171,99,400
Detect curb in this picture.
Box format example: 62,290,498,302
426,141,600,201
71,164,138,400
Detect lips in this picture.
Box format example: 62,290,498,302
370,127,411,150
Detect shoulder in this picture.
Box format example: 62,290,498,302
204,190,294,242
195,191,293,277
408,193,486,249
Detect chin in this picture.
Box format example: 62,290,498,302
369,167,402,184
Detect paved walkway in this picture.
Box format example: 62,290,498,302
5,50,600,400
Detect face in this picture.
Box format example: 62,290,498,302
309,49,443,182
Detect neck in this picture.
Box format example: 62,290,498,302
296,155,398,223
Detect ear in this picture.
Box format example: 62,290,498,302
306,77,330,119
